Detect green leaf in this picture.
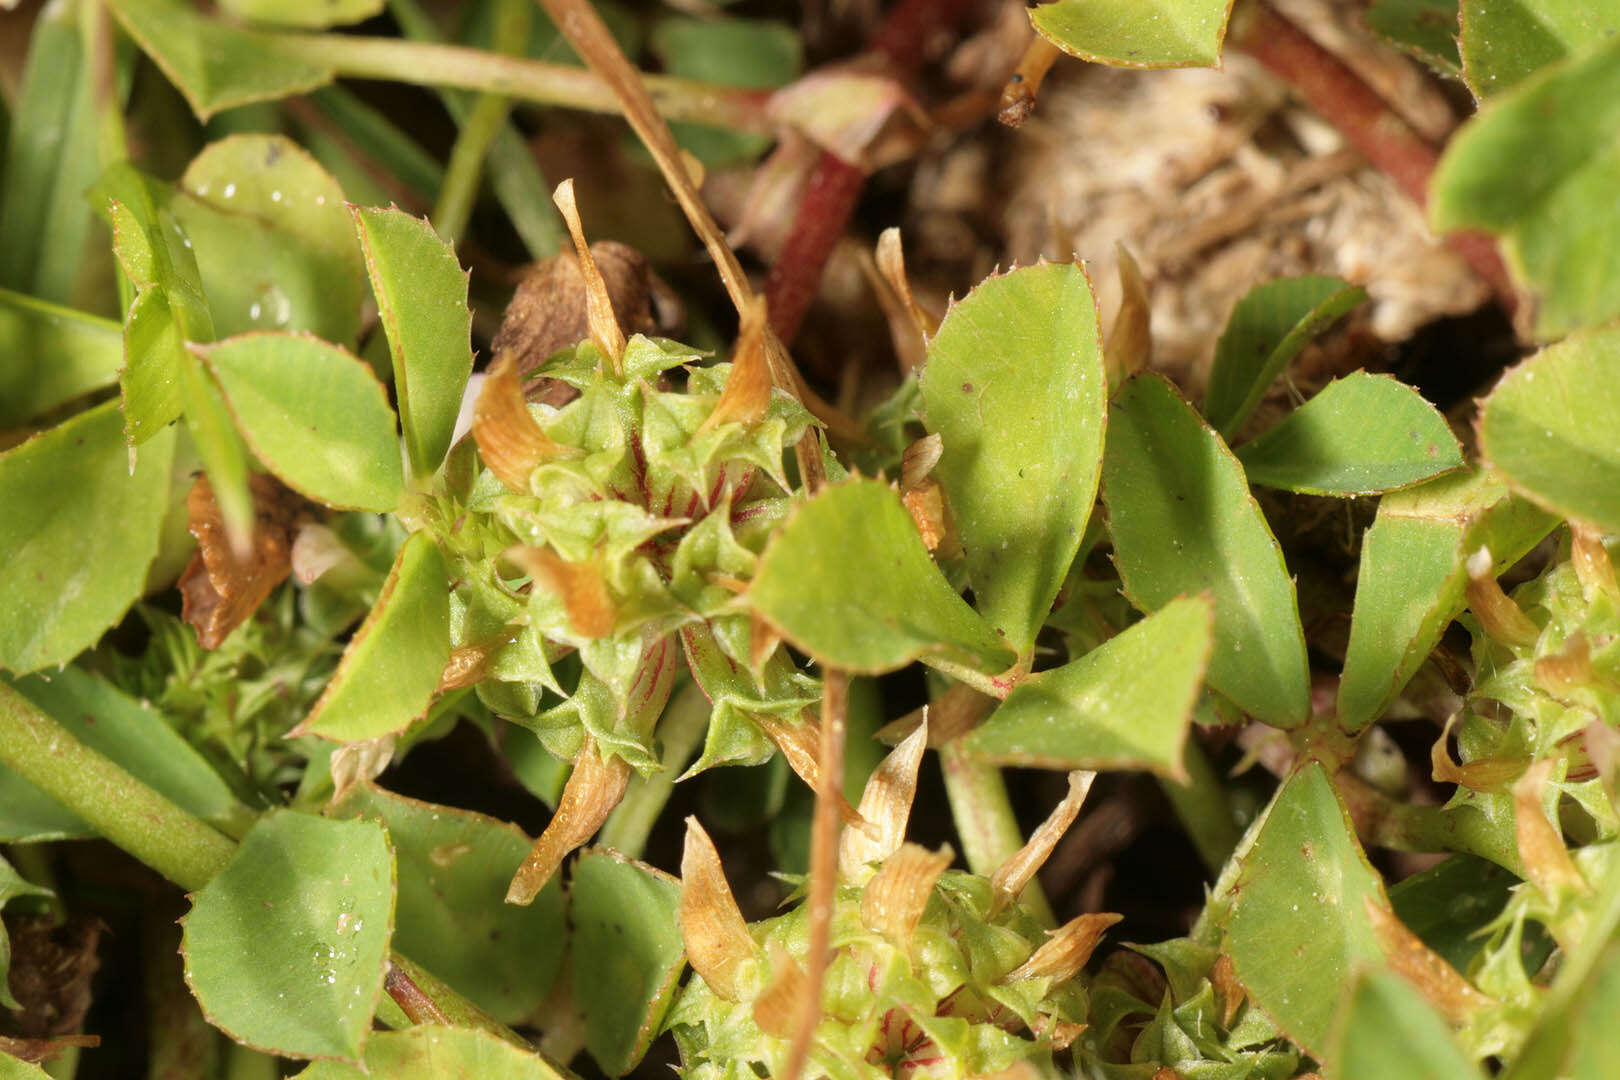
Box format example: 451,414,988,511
1387,854,1520,973
217,0,383,30
294,1025,568,1079
0,287,124,426
0,855,52,1010
0,402,174,674
569,849,685,1077
1459,0,1620,96
747,478,1015,677
5,667,249,836
0,1059,50,1080
1031,0,1234,68
1336,468,1555,732
1222,763,1388,1058
1431,37,1620,339
0,767,91,842
298,532,451,742
1478,325,1620,531
98,162,214,342
107,0,336,120
0,4,116,304
98,161,261,552
1102,374,1310,729
1202,275,1366,438
1234,372,1464,496
960,594,1213,779
1329,972,1482,1079
174,134,367,346
351,206,474,479
919,261,1106,655
181,811,394,1062
1368,0,1462,77
205,333,405,512
331,785,566,1025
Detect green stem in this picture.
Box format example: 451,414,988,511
388,0,564,256
0,682,234,892
292,33,773,137
938,742,1055,927
599,678,708,858
1159,737,1241,876
1336,771,1524,875
0,683,530,1051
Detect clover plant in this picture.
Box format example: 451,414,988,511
2,0,1620,1077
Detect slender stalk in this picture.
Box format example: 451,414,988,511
1230,1,1517,309
1158,737,1240,876
0,684,531,1051
598,679,709,858
939,741,1056,927
418,0,528,240
782,668,848,1080
388,0,564,257
291,33,773,137
0,683,235,892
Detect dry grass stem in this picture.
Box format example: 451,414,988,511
781,668,848,1080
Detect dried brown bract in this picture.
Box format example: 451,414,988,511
990,770,1095,919
492,241,659,405
506,739,632,905
472,352,571,493
1001,911,1122,983
680,818,757,1001
859,842,953,943
506,546,617,639
179,472,306,649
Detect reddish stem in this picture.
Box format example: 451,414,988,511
384,961,451,1025
765,0,982,344
1233,1,1517,310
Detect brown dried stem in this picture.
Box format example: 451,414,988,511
781,668,849,1080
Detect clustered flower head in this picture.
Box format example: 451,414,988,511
413,184,830,904
668,722,1119,1080
1432,525,1620,1061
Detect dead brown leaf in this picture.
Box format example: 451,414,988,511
179,473,305,649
